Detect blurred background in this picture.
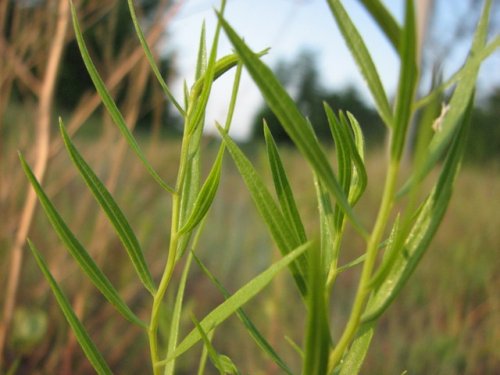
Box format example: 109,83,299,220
1,0,499,373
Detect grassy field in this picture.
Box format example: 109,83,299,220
1,124,499,374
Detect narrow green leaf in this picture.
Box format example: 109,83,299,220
322,108,367,284
192,316,240,375
193,253,294,375
196,328,213,375
391,0,418,162
335,254,366,275
264,122,307,244
170,242,311,360
69,0,174,194
218,125,308,296
339,101,470,366
326,0,392,128
190,51,267,101
175,21,210,255
285,336,304,359
358,0,400,51
183,80,190,110
412,75,445,175
346,112,366,162
345,112,367,205
399,0,492,194
195,21,208,80
367,215,401,288
362,96,473,323
187,0,227,135
20,154,147,329
314,174,336,279
191,317,224,374
163,252,194,375
324,106,352,232
372,74,446,293
59,121,155,295
336,112,357,191
222,62,243,132
414,35,500,110
302,245,330,375
342,99,472,373
28,241,112,375
218,355,241,375
218,14,367,238
176,136,202,259
178,60,242,237
175,23,207,259
127,0,184,115
338,323,374,375
197,331,215,375
178,147,224,235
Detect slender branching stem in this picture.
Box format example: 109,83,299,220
328,157,400,372
148,123,192,374
326,234,343,291
148,195,180,374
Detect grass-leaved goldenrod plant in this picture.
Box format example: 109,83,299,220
19,0,499,373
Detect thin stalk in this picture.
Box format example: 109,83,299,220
327,157,400,373
148,194,181,374
149,121,193,374
0,0,69,363
326,234,343,290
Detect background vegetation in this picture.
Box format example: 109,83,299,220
2,136,499,373
1,0,499,374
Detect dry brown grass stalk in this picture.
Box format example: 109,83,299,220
61,57,152,372
0,0,184,369
0,0,70,364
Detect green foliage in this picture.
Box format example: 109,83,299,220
264,123,307,244
327,0,393,128
169,242,311,362
302,245,330,375
59,121,156,294
193,252,294,374
28,241,113,375
20,153,148,329
20,0,497,374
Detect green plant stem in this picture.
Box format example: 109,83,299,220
149,126,193,374
327,158,399,373
326,234,342,290
149,195,181,374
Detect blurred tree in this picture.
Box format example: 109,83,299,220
55,0,181,132
57,1,169,106
1,0,181,133
467,89,500,161
251,50,385,147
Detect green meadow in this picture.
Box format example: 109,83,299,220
2,128,499,373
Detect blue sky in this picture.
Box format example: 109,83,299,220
164,0,499,139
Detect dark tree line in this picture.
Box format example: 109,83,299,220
26,0,497,160
249,50,500,163
54,0,179,132
467,88,500,162
3,0,181,135
250,51,386,148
